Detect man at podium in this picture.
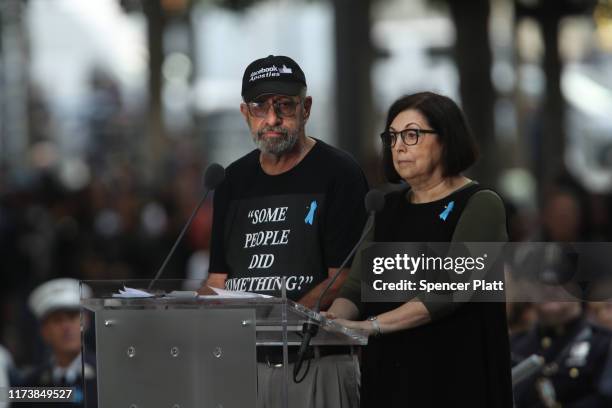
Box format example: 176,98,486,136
205,55,368,407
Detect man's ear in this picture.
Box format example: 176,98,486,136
302,96,312,121
240,103,249,123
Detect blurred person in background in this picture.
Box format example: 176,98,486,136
587,303,612,330
537,187,584,242
512,300,612,407
327,92,513,407
17,278,96,408
0,344,15,408
203,55,367,408
511,182,612,406
585,193,612,241
507,302,537,336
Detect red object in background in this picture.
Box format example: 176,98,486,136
187,198,213,250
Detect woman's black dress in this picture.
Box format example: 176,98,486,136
360,183,513,407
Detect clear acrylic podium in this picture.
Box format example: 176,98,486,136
80,280,367,408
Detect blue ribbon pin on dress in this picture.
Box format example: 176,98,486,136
439,201,454,221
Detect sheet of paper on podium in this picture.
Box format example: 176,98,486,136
112,286,155,298
205,287,273,299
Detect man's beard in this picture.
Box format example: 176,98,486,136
252,126,299,156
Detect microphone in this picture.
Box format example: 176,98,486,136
147,163,225,290
313,189,385,313
203,163,226,191
293,189,385,381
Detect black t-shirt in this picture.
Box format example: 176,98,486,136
209,139,368,300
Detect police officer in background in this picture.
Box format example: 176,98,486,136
16,278,96,407
512,300,612,407
1,345,15,408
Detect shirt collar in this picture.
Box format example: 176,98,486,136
51,354,81,384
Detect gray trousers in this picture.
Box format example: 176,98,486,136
256,353,360,408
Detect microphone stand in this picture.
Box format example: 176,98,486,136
293,210,377,382
147,163,225,291
147,190,212,291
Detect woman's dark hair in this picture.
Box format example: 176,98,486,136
382,91,479,183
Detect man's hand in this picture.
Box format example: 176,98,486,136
197,272,227,295
197,286,217,296
297,267,348,310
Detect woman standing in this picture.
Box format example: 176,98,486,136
328,92,513,407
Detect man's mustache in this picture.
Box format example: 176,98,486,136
257,127,288,138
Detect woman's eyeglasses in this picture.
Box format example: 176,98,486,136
380,128,436,147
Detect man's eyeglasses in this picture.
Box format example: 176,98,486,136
380,128,436,147
246,99,300,118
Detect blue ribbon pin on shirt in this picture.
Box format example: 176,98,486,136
305,201,318,225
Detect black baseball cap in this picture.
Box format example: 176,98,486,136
241,55,307,102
